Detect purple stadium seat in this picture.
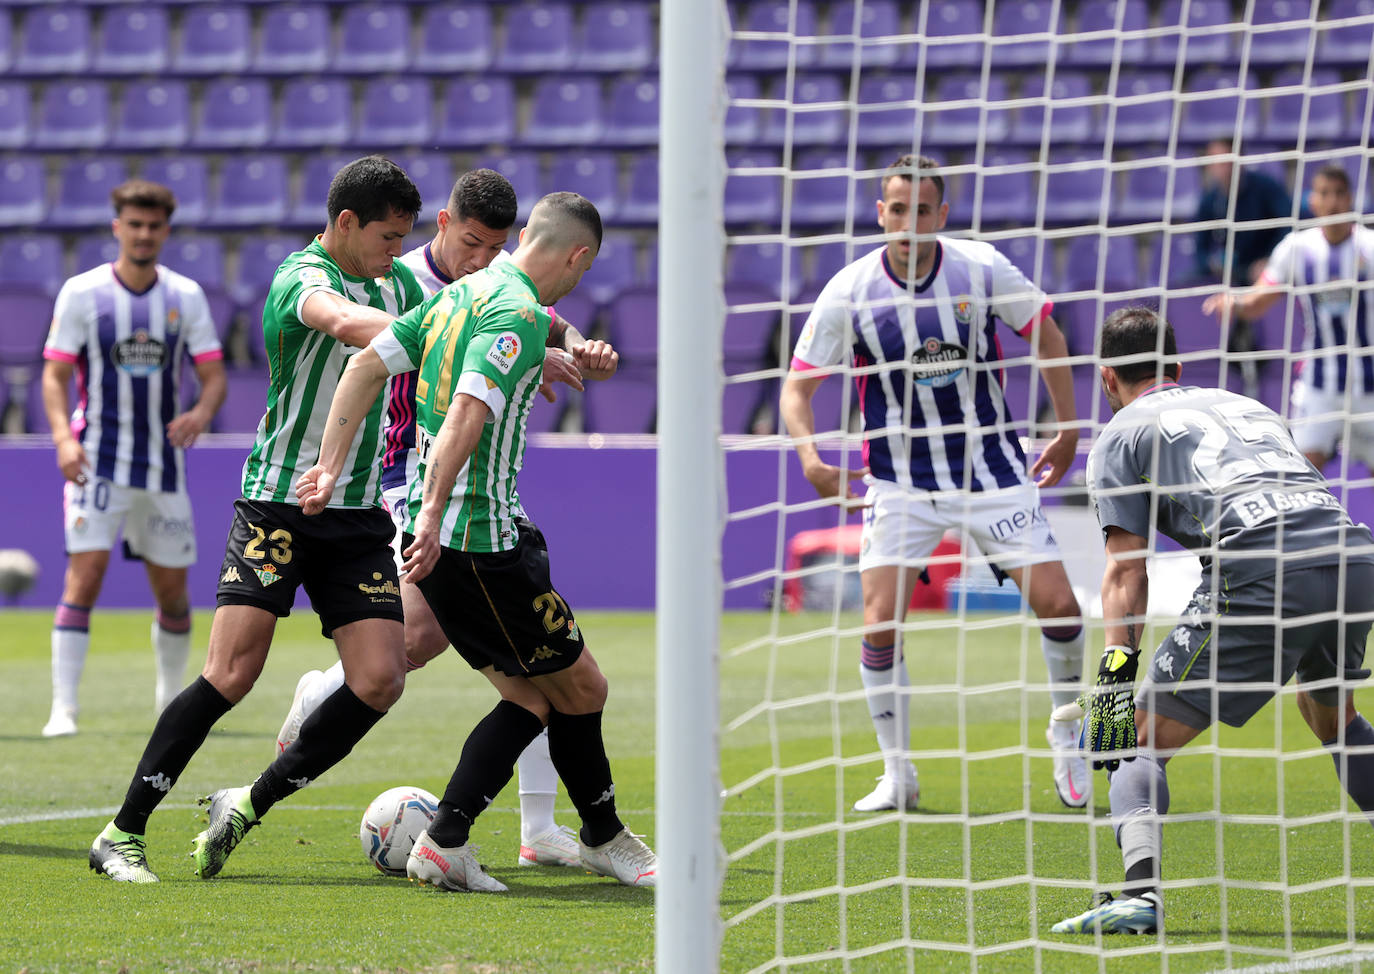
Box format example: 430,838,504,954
472,151,539,221
50,157,126,229
1111,73,1176,144
803,240,857,289
725,151,782,225
291,154,354,227
992,1,1065,66
0,284,51,365
356,80,433,148
997,232,1056,292
255,5,330,73
856,74,917,149
521,77,604,147
0,82,30,149
602,76,659,146
1062,0,1150,66
1012,74,1097,146
544,152,620,223
1062,233,1139,292
726,242,804,302
577,232,639,305
214,370,269,434
394,151,453,220
0,157,44,225
415,3,492,71
1043,156,1110,225
603,285,657,360
722,374,769,434
1181,69,1261,144
172,5,250,74
923,75,1011,147
333,3,410,72
729,0,818,71
113,81,190,149
548,291,596,339
819,0,902,69
95,6,168,74
212,156,289,227
234,233,303,307
1261,69,1348,143
161,235,226,290
1145,231,1205,288
193,79,270,149
618,152,657,224
724,75,762,146
723,283,781,368
575,2,653,71
761,74,847,147
17,7,91,73
436,77,515,146
273,79,352,148
525,394,565,436
962,151,1036,227
34,81,109,150
1317,0,1374,65
790,152,856,229
1151,0,1237,67
143,157,209,225
582,370,656,434
1117,162,1201,223
74,234,119,272
920,0,984,69
1248,0,1314,65
0,235,64,295
0,11,10,74
497,3,574,71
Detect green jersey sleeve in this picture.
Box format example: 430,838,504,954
268,253,346,332
459,295,550,412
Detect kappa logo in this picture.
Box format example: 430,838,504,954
287,776,310,789
1172,626,1190,648
1156,653,1176,678
531,644,561,661
590,784,615,807
485,332,521,375
221,565,243,584
142,772,173,793
253,564,282,587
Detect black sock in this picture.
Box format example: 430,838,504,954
114,676,232,835
428,700,544,847
546,709,623,847
1323,713,1374,821
1123,858,1159,900
250,683,385,817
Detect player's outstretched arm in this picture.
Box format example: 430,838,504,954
1028,315,1079,488
41,359,87,483
401,393,489,582
1082,526,1151,770
301,291,397,348
1201,281,1284,322
780,369,867,504
166,358,227,448
296,347,391,514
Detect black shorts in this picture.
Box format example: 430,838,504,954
215,498,403,638
408,520,585,678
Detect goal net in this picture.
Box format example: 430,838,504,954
663,1,1374,970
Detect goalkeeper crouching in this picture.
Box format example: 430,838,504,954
1053,307,1374,936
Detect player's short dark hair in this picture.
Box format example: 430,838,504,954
1100,306,1180,385
883,154,944,204
1314,163,1352,195
539,191,603,248
449,169,518,231
326,155,423,227
111,180,176,219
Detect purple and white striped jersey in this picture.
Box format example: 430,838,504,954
1259,226,1374,394
791,239,1052,493
43,263,222,493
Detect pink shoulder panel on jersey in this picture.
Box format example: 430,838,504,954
1015,301,1054,338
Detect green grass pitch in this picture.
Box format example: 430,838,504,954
1,608,1371,972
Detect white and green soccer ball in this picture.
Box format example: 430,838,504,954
359,785,439,876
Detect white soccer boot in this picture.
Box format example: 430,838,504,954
42,704,78,738
1046,717,1091,808
852,768,920,812
406,830,508,892
517,824,581,867
275,669,324,754
1052,891,1161,935
579,828,657,887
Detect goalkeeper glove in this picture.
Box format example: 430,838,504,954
1080,645,1140,772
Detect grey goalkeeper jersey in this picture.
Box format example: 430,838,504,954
1087,382,1374,590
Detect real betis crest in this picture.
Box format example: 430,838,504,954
254,564,282,587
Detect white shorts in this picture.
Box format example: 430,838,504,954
1290,380,1374,463
382,484,409,573
63,477,196,567
859,478,1062,575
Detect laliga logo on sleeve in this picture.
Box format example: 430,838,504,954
486,332,521,374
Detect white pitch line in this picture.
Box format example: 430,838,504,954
1207,950,1374,974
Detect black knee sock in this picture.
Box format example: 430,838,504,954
427,700,545,848
250,683,386,817
1323,713,1374,823
546,709,623,847
114,676,232,835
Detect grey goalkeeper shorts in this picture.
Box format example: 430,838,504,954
1136,560,1374,729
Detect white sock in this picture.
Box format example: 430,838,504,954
52,603,91,715
517,728,559,841
1041,627,1086,710
859,644,911,781
152,612,192,713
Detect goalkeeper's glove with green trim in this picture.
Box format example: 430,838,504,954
1081,645,1140,772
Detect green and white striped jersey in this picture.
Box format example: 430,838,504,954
241,238,425,508
371,260,549,552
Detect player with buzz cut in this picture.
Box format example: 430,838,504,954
780,154,1091,813
89,156,427,884
297,192,656,891
273,168,617,869
1053,307,1374,935
1203,163,1374,472
40,178,226,738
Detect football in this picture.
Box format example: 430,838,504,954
358,785,439,876
0,548,38,600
